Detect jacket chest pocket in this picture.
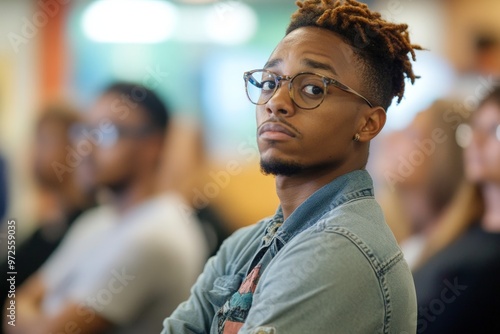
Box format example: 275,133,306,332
207,274,243,308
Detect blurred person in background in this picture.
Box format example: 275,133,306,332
474,33,500,76
1,104,96,332
412,86,500,333
6,82,208,334
158,120,230,257
375,100,467,269
163,0,421,332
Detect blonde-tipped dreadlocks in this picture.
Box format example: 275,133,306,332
286,0,423,109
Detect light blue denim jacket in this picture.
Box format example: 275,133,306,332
162,170,417,334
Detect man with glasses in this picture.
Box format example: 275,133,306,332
163,0,420,333
9,83,208,334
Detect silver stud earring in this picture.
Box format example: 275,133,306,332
353,133,360,142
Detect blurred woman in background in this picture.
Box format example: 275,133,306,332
373,100,467,266
413,86,500,333
0,103,96,333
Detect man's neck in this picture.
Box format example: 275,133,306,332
482,183,500,232
276,165,361,220
110,176,157,216
54,179,93,217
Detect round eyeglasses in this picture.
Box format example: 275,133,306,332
456,123,500,148
70,123,155,148
243,69,374,110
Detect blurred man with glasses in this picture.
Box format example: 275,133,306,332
163,0,422,333
9,83,208,334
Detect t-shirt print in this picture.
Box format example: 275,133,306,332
217,264,263,334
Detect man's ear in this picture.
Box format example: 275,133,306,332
357,106,386,142
142,132,165,167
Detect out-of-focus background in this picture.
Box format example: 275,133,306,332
0,0,499,237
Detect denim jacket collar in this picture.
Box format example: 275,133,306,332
269,169,374,247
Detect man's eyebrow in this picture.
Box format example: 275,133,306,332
263,58,282,69
301,58,338,76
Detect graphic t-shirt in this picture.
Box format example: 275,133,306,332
216,218,283,333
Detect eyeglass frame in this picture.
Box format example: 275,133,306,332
455,122,500,148
243,69,374,110
69,122,158,148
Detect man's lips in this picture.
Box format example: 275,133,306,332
258,122,297,138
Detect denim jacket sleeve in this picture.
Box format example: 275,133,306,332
162,223,265,334
239,223,416,334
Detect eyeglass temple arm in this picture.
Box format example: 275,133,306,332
331,79,374,108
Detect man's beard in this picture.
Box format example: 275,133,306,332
98,173,131,195
260,158,304,176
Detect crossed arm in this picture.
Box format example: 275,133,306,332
3,274,112,334
163,228,390,334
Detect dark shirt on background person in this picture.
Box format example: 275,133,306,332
196,206,231,257
0,209,92,334
1,103,96,334
413,224,500,334
0,208,89,330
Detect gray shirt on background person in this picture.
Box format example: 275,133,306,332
41,193,208,334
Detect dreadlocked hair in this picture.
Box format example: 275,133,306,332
286,0,423,110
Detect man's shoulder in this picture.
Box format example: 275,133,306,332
303,197,404,274
128,193,193,225
113,193,203,240
112,195,209,260
61,205,117,243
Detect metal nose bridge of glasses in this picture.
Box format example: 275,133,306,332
243,70,374,109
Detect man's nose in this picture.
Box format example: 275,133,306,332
265,82,295,117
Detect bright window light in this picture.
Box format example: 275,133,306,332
82,0,178,43
204,1,257,45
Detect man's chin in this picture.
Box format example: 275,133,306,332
96,176,128,193
260,158,304,176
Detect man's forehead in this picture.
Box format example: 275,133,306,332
87,93,140,124
277,26,348,50
265,57,338,75
266,27,356,72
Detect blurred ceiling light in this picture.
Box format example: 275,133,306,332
204,1,257,45
177,0,217,3
82,0,178,43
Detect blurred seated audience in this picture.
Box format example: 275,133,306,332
412,86,500,333
474,32,500,76
158,119,230,257
0,104,96,329
5,83,208,334
373,100,467,268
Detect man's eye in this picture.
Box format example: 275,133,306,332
262,81,276,91
302,85,324,96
